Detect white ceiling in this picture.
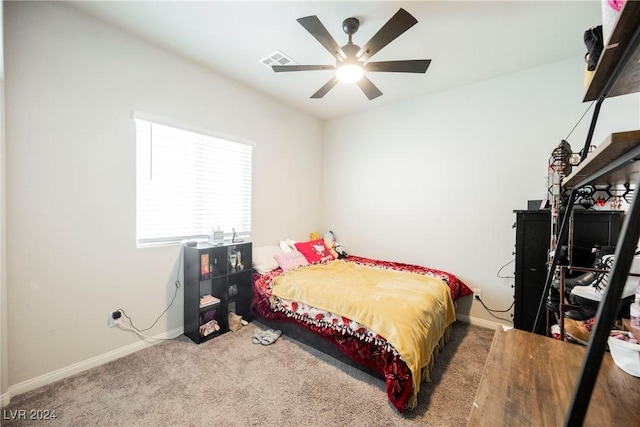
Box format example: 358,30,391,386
66,1,603,120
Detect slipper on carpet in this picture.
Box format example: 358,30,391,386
261,329,282,346
252,329,266,344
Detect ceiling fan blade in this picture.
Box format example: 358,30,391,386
272,65,335,72
356,76,383,100
365,59,431,73
311,77,339,99
357,8,418,62
297,16,346,61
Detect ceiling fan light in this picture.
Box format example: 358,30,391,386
336,63,364,83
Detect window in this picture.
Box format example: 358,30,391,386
135,116,253,246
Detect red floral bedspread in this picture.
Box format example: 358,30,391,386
250,255,472,412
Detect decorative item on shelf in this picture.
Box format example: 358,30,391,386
229,251,237,271
231,228,243,243
236,250,243,270
606,183,633,209
577,183,634,210
610,197,623,210
575,186,596,209
601,0,626,47
228,284,238,298
200,253,211,280
209,226,224,246
583,25,604,73
583,24,604,88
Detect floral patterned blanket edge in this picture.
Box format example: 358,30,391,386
250,255,473,412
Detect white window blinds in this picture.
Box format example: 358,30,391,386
135,118,252,246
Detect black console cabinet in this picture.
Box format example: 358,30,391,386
183,242,253,344
513,210,622,335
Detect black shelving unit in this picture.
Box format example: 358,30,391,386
183,241,253,344
532,2,640,425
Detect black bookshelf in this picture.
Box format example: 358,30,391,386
183,242,253,344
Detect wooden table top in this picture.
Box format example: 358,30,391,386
467,327,640,426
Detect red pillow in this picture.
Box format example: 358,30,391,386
294,239,336,264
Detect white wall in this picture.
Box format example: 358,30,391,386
4,1,322,392
0,0,8,407
322,57,640,325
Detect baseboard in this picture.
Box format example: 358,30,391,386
456,313,508,330
0,391,10,408
6,326,183,402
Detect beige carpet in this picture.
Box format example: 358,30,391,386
1,321,494,427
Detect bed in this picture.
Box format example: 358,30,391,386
251,250,473,412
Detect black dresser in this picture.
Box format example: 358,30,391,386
513,210,623,335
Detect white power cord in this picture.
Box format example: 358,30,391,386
115,316,175,342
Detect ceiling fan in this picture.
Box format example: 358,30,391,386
272,8,431,100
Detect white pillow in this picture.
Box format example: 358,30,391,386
279,239,297,253
252,245,283,274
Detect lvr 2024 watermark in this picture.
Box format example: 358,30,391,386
3,409,57,421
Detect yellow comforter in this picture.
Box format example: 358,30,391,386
271,259,456,407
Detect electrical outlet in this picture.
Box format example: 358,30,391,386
108,310,121,327
473,288,482,300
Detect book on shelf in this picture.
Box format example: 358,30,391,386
200,308,216,324
199,294,220,308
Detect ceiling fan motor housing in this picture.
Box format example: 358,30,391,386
342,17,360,36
